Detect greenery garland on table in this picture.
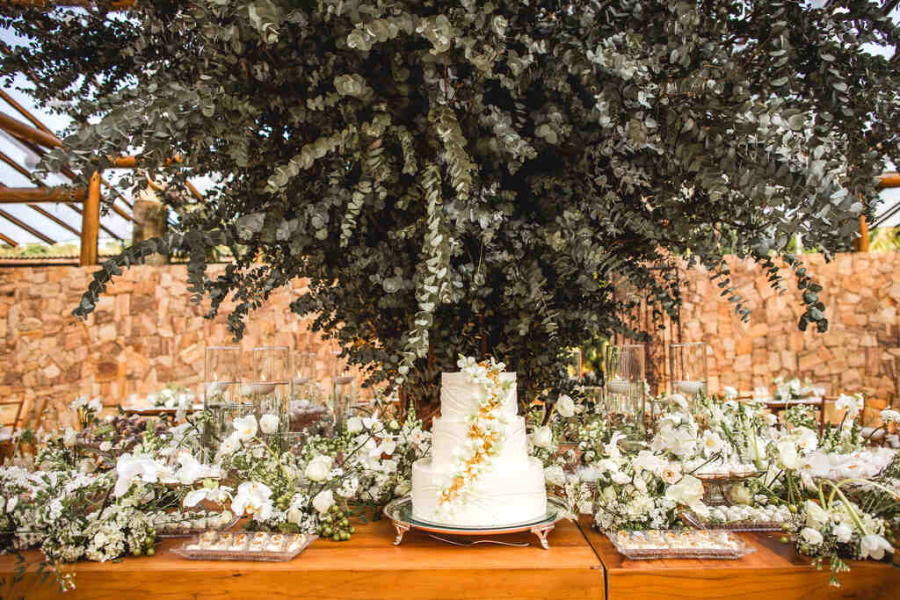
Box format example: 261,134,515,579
3,1,900,412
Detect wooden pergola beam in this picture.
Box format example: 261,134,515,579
0,89,53,135
0,186,86,203
0,207,55,244
80,171,101,265
0,231,18,247
0,110,61,148
877,172,900,189
0,177,82,238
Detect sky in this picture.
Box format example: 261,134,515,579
1,5,899,246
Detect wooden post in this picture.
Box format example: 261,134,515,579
132,187,169,265
855,214,870,252
80,171,101,266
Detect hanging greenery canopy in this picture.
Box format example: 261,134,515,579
2,0,898,404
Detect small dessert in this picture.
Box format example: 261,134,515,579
200,531,219,544
266,534,285,552
287,534,307,552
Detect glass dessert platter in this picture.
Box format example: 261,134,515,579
383,496,566,550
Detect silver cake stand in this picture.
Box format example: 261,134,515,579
383,496,566,550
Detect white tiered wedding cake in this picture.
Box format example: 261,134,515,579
411,359,546,527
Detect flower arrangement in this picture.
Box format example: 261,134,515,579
0,391,430,591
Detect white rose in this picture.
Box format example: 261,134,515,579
346,417,363,434
313,489,335,514
259,414,279,435
800,527,823,546
859,534,894,560
804,500,828,529
833,523,853,544
544,465,566,486
99,441,112,452
556,395,576,418
660,464,682,485
777,440,800,470
611,471,631,485
727,484,753,506
286,507,303,525
532,426,553,449
305,455,334,482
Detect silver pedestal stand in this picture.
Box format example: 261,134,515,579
383,496,566,550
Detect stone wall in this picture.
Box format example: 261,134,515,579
0,265,340,427
1,252,899,430
677,252,900,402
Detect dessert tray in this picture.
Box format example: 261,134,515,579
607,529,757,560
682,505,792,532
170,531,317,562
153,509,241,538
383,496,566,550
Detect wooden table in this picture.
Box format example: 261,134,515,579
577,517,900,600
4,517,898,599
0,517,603,600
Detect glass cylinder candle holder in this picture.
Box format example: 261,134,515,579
565,347,583,381
669,342,708,412
204,346,242,449
244,346,290,436
331,350,356,433
292,351,318,400
605,344,646,441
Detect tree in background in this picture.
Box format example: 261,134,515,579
2,0,898,415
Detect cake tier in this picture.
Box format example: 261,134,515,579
411,456,547,527
430,415,528,470
440,372,518,422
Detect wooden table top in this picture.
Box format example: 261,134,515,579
0,516,603,600
576,517,900,600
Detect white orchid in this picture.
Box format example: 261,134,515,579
835,394,862,419
231,482,274,521
114,453,164,497
232,415,258,441
701,430,725,457
777,440,800,470
604,432,626,459
175,454,221,485
664,474,704,510
632,450,665,475
859,534,894,560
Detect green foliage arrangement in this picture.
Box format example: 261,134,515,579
2,1,899,409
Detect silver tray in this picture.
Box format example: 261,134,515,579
170,532,317,562
607,529,757,560
383,496,566,550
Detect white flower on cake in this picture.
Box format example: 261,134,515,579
435,357,514,516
